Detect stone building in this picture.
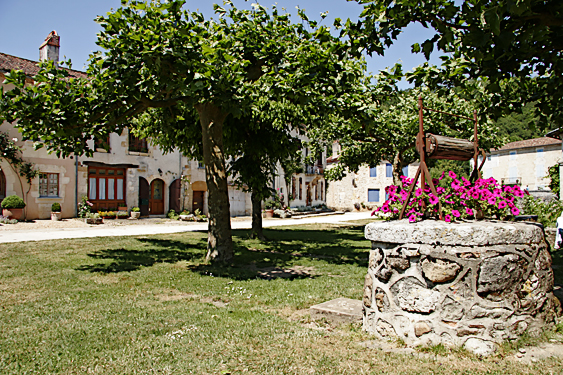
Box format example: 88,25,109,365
477,137,562,190
1,32,327,220
325,143,416,211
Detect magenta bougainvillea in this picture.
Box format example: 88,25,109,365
373,171,526,223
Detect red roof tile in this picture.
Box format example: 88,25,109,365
496,137,561,151
0,52,87,79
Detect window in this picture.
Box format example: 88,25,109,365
368,189,380,202
88,167,126,210
291,176,296,200
95,135,110,152
129,133,148,153
369,166,377,178
39,173,59,197
299,177,303,200
386,163,393,178
402,165,408,177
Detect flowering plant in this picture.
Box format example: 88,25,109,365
373,171,526,223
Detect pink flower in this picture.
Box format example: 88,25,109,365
461,177,471,186
452,210,461,218
487,197,496,205
408,214,417,223
471,191,480,199
451,181,461,190
444,214,452,222
511,207,520,216
428,194,439,205
415,188,423,197
448,171,457,179
503,186,513,194
466,208,473,216
439,172,445,180
371,209,378,216
381,203,390,213
87,201,94,207
497,200,507,209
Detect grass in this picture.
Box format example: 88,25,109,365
1,223,562,374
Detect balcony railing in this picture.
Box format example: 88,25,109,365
305,165,324,175
501,177,522,186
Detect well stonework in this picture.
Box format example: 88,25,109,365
363,220,561,353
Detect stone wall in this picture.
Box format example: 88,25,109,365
364,220,561,355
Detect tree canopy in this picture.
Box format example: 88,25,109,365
0,0,366,262
349,0,563,126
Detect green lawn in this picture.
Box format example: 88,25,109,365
1,223,562,374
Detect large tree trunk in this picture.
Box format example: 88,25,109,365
251,190,266,240
195,103,233,263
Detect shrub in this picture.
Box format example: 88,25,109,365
131,207,140,212
167,209,179,220
77,196,93,218
0,215,18,224
1,195,26,209
51,202,61,212
519,194,563,228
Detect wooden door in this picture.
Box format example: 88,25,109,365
192,191,204,214
150,179,164,215
139,177,150,216
169,179,181,213
0,170,5,200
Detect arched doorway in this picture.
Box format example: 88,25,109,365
169,179,181,213
139,177,150,216
0,169,5,200
191,181,207,214
150,179,165,215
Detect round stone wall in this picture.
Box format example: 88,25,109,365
363,220,561,354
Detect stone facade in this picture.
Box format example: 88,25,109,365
364,220,561,355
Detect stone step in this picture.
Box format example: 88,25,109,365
310,298,362,324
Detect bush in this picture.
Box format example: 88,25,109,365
77,196,93,218
167,209,179,220
131,207,140,212
1,195,26,209
519,194,563,228
51,202,61,212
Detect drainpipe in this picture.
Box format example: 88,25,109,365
179,151,183,211
75,155,79,217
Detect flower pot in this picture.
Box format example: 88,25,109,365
264,209,275,219
86,217,103,225
51,212,62,221
130,211,141,219
2,208,23,221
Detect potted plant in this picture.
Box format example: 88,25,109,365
130,206,141,219
118,203,128,211
51,202,62,221
86,212,103,225
1,195,26,221
116,211,128,219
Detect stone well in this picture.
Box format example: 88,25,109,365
363,220,561,354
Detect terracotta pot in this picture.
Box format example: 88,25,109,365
264,209,275,219
2,208,23,221
51,212,62,221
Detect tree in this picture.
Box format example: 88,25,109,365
313,68,502,186
0,1,364,262
0,132,38,218
349,0,563,127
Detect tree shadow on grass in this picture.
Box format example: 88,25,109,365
76,238,206,273
187,226,370,280
76,225,370,277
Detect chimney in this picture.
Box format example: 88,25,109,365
39,31,60,67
